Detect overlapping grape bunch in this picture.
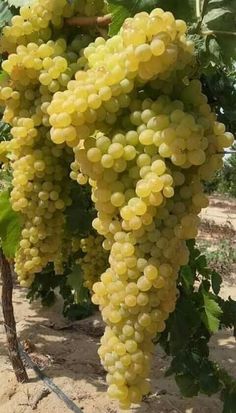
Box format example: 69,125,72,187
0,0,105,286
72,234,109,291
0,2,234,408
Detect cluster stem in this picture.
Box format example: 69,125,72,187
65,14,112,27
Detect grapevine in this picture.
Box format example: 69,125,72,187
0,0,234,410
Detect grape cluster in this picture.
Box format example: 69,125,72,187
72,234,109,291
76,89,233,407
47,10,233,407
0,0,106,53
0,3,234,409
0,0,102,285
49,8,194,147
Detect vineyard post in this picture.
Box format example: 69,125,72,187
0,248,28,383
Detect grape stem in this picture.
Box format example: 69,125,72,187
65,14,112,27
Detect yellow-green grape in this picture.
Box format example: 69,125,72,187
48,8,195,146
0,0,107,52
11,132,72,285
74,234,109,291
71,87,232,408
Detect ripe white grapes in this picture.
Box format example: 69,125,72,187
0,2,234,409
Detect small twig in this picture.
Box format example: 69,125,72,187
65,14,112,27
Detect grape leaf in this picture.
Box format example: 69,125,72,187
223,388,236,413
0,71,9,83
180,265,194,291
201,0,236,65
203,7,233,26
156,0,196,22
67,264,83,289
211,271,222,295
67,264,89,304
201,290,222,333
108,0,196,35
0,190,22,258
199,361,221,395
220,297,236,334
0,1,13,29
108,0,158,35
175,373,199,397
108,3,130,36
7,0,34,7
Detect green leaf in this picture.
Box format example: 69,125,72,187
0,1,13,30
108,0,157,35
63,302,93,321
67,264,83,291
0,71,9,83
196,254,208,272
0,190,21,258
108,0,197,34
201,0,236,65
180,265,194,291
220,297,236,333
203,8,232,26
175,373,199,397
67,264,89,304
108,3,130,36
211,271,222,295
201,290,222,333
65,183,95,237
6,0,34,7
0,120,11,142
199,362,221,395
208,37,221,60
222,388,236,413
169,296,201,353
156,0,196,22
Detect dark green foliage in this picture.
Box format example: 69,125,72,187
27,181,97,320
0,1,13,31
201,71,236,133
65,182,96,237
0,121,11,141
204,153,236,197
0,190,21,258
159,240,236,411
27,262,95,320
199,239,236,277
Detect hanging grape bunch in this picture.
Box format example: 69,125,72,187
0,0,234,409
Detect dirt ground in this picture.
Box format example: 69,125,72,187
0,196,235,413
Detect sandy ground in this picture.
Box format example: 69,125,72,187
200,195,236,230
0,196,235,413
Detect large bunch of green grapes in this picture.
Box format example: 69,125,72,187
0,0,107,53
46,9,233,408
0,0,105,285
0,3,234,409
